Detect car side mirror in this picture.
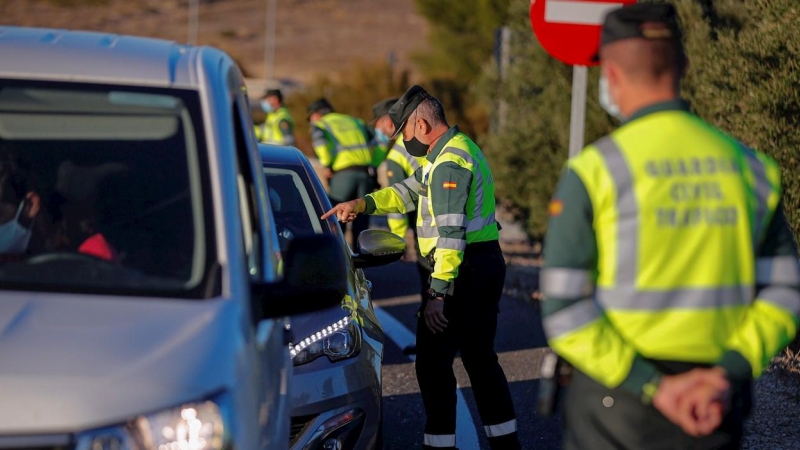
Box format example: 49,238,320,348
352,229,406,269
254,234,347,319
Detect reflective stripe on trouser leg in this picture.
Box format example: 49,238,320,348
423,434,456,448
485,418,520,450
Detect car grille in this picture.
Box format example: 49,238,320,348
289,414,318,445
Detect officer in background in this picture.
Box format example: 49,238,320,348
255,89,295,146
540,4,800,449
308,98,375,245
371,97,431,300
323,86,521,450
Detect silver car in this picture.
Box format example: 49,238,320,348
0,26,345,450
260,145,405,450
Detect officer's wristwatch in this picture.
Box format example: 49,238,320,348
426,288,445,302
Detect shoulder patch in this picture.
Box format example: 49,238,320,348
443,181,457,190
548,199,564,217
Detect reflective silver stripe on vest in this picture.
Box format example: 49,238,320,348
740,144,771,245
417,197,439,238
390,183,416,211
436,213,467,227
485,419,517,437
757,256,800,286
757,286,800,314
437,237,466,252
419,223,438,239
339,142,370,152
597,285,752,310
467,212,496,233
541,268,595,299
544,298,599,339
596,137,638,287
388,213,406,220
423,434,456,448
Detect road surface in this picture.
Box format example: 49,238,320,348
366,259,563,450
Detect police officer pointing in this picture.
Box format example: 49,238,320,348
323,86,521,450
541,4,800,449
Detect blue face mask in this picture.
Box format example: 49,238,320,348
0,201,32,254
375,128,389,144
260,100,274,113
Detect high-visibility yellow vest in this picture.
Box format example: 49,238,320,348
386,138,426,238
544,110,795,387
255,106,294,145
313,113,372,171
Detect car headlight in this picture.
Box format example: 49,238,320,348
289,315,361,366
75,394,230,450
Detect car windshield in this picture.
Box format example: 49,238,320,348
263,166,324,252
0,80,216,298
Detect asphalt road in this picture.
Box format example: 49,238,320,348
365,260,563,450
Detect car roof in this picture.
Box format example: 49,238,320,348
259,145,310,168
0,26,208,88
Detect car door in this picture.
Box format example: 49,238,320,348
229,76,291,450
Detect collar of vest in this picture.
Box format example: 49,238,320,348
624,98,690,124
426,125,460,163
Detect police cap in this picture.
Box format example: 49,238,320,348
388,85,431,139
307,98,333,118
594,3,682,61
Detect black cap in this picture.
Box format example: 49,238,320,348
388,85,431,139
307,98,333,118
371,97,400,122
264,89,283,102
593,3,682,61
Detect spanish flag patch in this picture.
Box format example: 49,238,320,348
443,181,457,189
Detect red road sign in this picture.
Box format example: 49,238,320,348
530,0,637,66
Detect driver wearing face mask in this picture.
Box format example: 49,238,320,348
0,154,41,255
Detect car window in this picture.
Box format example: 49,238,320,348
263,167,323,252
0,80,217,298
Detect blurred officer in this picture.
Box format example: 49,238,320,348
255,89,295,146
540,4,800,449
323,86,520,450
371,97,431,299
308,98,375,245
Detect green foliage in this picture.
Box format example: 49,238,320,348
412,0,512,137
478,0,800,240
281,61,411,156
475,0,614,238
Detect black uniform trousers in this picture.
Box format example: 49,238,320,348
564,362,751,450
416,241,521,450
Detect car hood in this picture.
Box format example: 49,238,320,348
0,291,242,434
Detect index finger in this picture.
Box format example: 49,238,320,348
320,207,338,220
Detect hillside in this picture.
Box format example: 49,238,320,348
0,0,429,86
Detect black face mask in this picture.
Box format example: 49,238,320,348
404,135,430,157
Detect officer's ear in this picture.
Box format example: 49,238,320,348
417,117,432,136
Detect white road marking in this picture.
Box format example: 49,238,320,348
374,305,481,450
544,0,625,25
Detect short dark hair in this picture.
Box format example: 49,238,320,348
264,89,283,103
416,97,448,128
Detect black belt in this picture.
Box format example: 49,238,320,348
426,240,501,265
644,358,712,375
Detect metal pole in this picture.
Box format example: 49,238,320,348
568,65,588,158
188,0,199,45
265,0,278,83
498,26,512,132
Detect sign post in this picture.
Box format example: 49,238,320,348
529,0,636,157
